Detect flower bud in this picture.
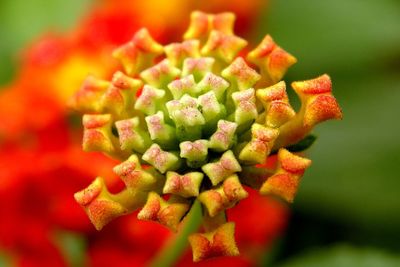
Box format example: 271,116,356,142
138,192,190,231
260,149,312,202
199,175,248,217
113,28,164,75
189,222,239,262
247,35,297,86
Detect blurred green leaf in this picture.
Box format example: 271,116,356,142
53,231,87,267
276,244,400,267
262,0,400,231
0,251,15,267
264,0,400,79
296,73,400,228
0,0,92,86
286,135,317,153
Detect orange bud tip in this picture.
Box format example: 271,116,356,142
260,149,311,202
189,222,239,262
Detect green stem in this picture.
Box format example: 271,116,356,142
149,200,203,267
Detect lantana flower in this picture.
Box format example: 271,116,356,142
0,1,288,266
72,11,342,262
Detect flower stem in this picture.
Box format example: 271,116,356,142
149,199,203,267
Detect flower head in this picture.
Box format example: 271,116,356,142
72,11,342,262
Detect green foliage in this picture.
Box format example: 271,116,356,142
277,244,400,267
265,0,400,78
0,251,15,267
258,0,400,264
53,231,87,267
265,0,400,229
0,0,92,86
286,135,316,153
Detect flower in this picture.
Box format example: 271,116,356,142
0,1,284,266
72,11,342,262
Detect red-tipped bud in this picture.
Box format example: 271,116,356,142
208,120,237,152
189,222,239,262
68,75,109,112
134,85,165,115
138,192,190,231
201,31,247,63
239,124,279,164
199,175,248,217
140,59,181,88
164,40,201,68
101,71,143,118
274,74,343,148
196,72,229,101
247,35,297,86
115,117,151,153
113,155,157,191
182,57,215,82
184,11,235,42
179,139,209,168
292,74,342,127
231,88,258,125
167,75,199,99
145,111,177,148
256,81,296,128
142,144,182,174
222,57,260,91
74,177,128,230
202,150,242,186
113,28,164,75
260,149,311,202
163,171,204,197
82,114,116,155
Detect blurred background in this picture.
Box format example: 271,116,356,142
0,0,399,266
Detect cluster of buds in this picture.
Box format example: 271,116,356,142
71,11,342,262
